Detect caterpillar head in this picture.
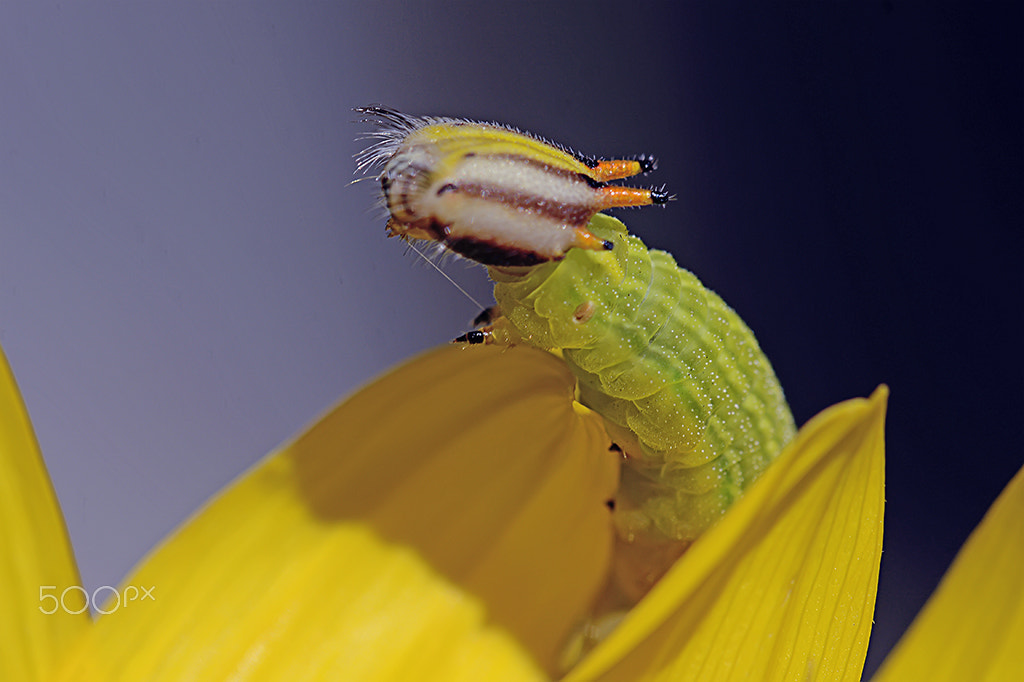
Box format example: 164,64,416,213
356,106,669,267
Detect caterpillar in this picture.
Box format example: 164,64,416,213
356,106,796,604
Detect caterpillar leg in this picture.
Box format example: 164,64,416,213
453,307,526,347
452,306,509,345
453,329,491,344
588,155,657,182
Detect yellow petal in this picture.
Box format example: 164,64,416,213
53,345,616,681
871,462,1024,682
0,345,89,681
565,386,888,682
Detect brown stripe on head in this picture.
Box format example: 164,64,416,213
448,182,597,227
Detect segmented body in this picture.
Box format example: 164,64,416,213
357,106,795,549
490,213,795,543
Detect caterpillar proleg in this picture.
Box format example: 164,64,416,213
357,106,796,606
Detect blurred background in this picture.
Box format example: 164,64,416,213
1,2,1019,675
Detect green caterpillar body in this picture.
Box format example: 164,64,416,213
490,214,796,544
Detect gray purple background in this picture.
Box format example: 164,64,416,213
1,3,1020,676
